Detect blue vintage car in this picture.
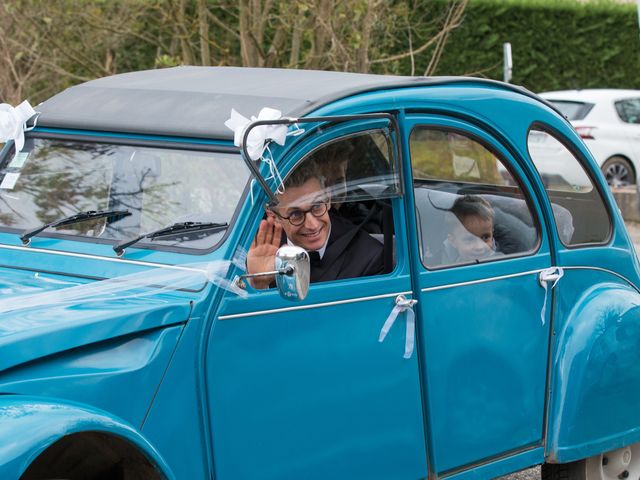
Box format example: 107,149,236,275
0,67,638,480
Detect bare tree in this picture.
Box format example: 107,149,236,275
0,1,54,104
0,0,469,105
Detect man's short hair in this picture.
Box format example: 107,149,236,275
283,161,324,190
449,195,495,225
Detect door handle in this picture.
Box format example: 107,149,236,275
538,267,563,287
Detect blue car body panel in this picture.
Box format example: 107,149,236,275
0,68,638,479
0,396,175,479
549,269,640,462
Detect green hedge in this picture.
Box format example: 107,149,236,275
404,0,640,93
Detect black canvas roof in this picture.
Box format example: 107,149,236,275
35,66,537,140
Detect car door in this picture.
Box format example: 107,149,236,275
205,124,427,480
405,115,554,475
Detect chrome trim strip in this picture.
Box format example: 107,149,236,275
439,444,540,479
421,269,543,292
420,265,639,294
218,290,413,320
0,243,206,272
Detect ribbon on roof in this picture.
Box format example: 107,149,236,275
0,101,36,160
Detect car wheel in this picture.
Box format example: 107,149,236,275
602,156,635,187
542,444,640,480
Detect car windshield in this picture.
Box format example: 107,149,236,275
547,100,594,121
0,138,250,252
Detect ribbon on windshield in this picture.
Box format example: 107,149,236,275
0,101,36,160
539,266,563,325
379,295,418,359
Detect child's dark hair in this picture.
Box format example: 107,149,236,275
450,195,494,224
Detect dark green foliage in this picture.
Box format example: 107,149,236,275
414,0,640,92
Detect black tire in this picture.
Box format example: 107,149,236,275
542,461,586,480
601,156,635,187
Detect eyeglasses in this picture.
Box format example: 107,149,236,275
270,202,328,226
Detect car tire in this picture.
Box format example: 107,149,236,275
542,443,640,480
602,156,635,187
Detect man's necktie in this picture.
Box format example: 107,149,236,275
308,251,322,268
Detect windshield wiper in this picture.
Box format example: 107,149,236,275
21,209,131,245
113,221,228,256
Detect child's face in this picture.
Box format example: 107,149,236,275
448,215,495,261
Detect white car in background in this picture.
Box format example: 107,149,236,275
540,89,640,187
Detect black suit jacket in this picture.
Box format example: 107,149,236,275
308,212,384,283
283,211,384,284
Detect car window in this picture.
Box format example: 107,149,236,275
527,127,610,245
247,129,397,290
410,128,539,269
306,129,398,203
0,138,250,251
547,100,594,121
615,98,640,124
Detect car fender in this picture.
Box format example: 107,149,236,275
0,395,175,479
548,281,640,462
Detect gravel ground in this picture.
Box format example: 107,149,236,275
497,222,640,480
499,465,540,480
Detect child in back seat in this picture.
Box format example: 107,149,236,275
442,195,504,264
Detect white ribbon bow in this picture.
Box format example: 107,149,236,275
224,107,288,161
0,101,36,159
379,295,418,359
539,266,563,325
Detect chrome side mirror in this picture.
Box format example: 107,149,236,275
274,245,310,301
239,245,310,301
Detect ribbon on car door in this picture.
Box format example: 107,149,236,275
379,295,418,359
539,266,563,325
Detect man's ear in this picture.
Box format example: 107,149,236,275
265,210,283,226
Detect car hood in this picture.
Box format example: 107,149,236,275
0,266,197,372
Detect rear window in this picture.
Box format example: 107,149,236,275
527,127,610,246
0,138,250,252
547,100,594,121
615,98,640,124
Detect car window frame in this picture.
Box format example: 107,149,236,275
242,123,405,292
0,131,251,255
408,124,543,271
526,122,613,248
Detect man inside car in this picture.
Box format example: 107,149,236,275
246,163,384,289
